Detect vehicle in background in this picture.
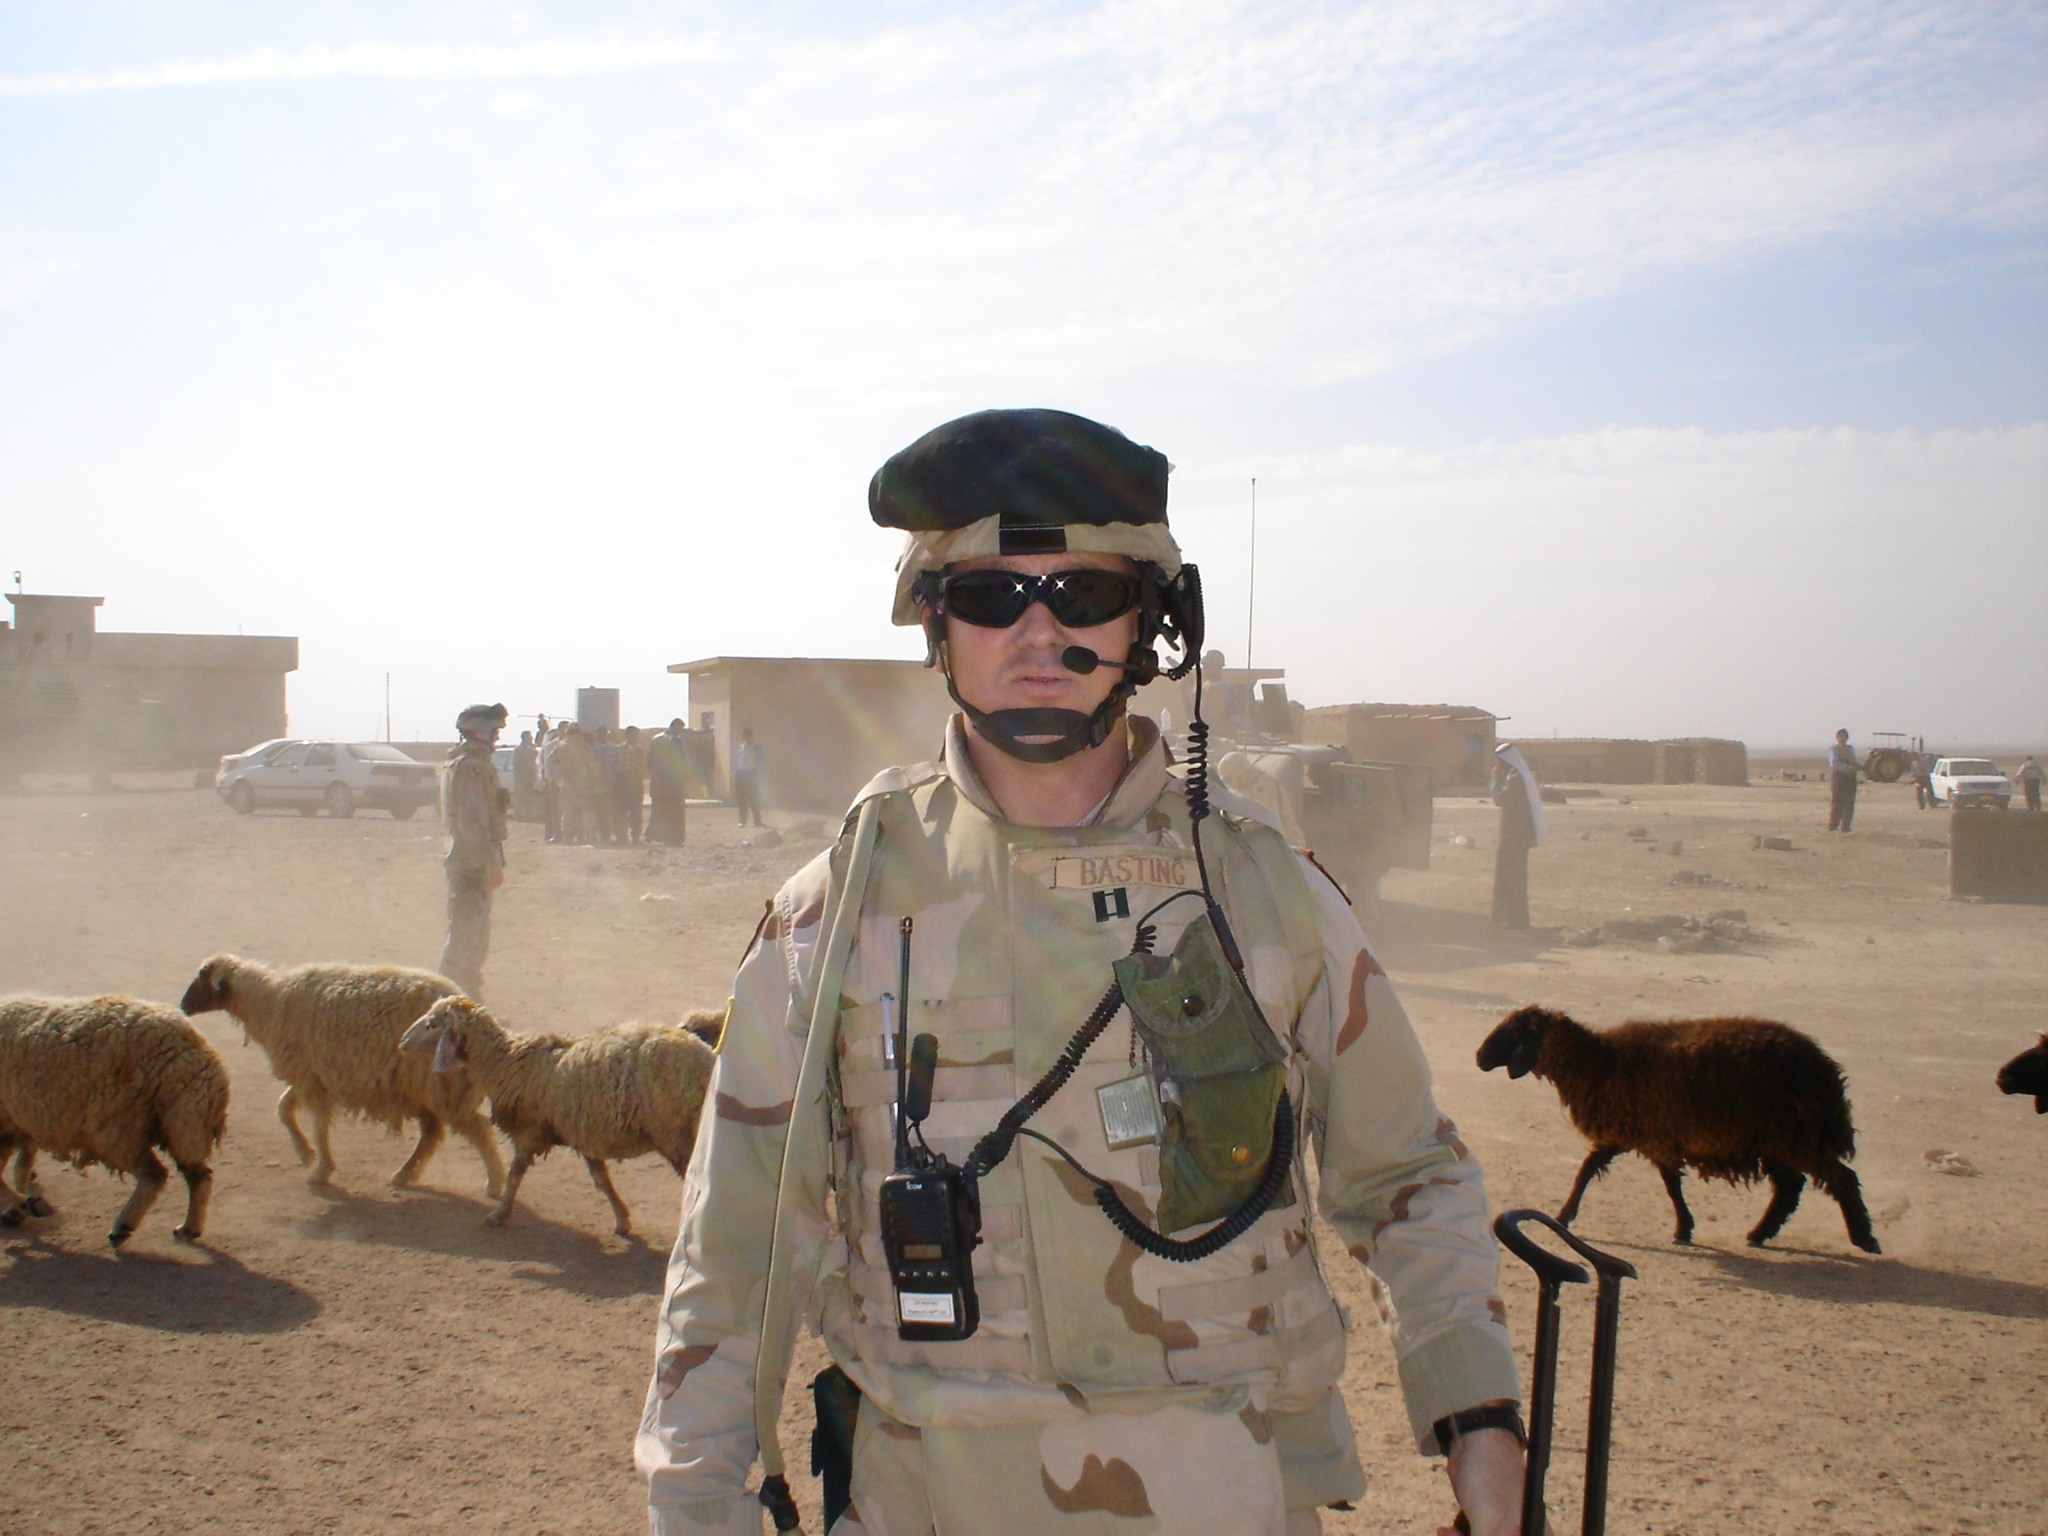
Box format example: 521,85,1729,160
1929,757,2013,810
1862,731,1923,784
491,745,517,797
217,740,439,819
213,738,303,785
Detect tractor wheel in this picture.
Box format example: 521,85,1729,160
1865,750,1907,784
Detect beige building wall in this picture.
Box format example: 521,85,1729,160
3,593,297,771
670,656,955,816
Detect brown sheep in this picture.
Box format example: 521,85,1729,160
0,995,230,1247
1997,1035,2047,1112
1477,1004,1880,1254
398,996,717,1237
181,954,505,1197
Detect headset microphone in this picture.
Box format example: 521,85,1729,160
1061,645,1158,682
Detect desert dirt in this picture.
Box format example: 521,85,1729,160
3,765,2044,1536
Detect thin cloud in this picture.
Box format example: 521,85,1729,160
0,34,729,95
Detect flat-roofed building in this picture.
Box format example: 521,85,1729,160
1,592,298,775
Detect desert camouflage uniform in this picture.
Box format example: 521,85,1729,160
441,739,506,998
640,716,1517,1536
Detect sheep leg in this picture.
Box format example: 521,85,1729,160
1556,1145,1622,1226
172,1160,214,1243
109,1151,169,1248
1811,1159,1881,1255
485,1149,534,1227
1746,1161,1804,1247
305,1096,339,1186
583,1156,635,1239
10,1145,54,1218
0,1137,24,1227
446,1108,508,1200
390,1110,447,1189
275,1086,318,1170
1657,1164,1696,1244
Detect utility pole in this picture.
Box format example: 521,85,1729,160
1245,477,1257,669
385,674,392,743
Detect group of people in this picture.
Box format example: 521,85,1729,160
1828,730,2045,829
533,720,651,847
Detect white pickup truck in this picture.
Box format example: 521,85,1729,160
1929,757,2013,810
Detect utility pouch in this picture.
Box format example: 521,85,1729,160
1113,908,1289,1234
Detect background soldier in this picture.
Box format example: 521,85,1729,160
639,409,1524,1536
441,702,508,997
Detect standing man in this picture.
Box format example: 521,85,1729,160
2016,755,2044,812
639,409,1523,1536
441,702,508,998
512,728,541,822
1827,727,1859,832
646,717,692,845
731,727,765,827
541,722,564,843
1913,747,1936,810
1491,741,1543,929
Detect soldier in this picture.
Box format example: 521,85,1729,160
638,410,1524,1536
441,702,508,998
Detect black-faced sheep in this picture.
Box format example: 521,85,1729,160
0,994,230,1247
1997,1035,2047,1112
1478,1004,1881,1254
180,954,505,1198
399,996,717,1237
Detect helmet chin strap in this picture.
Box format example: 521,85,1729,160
928,625,1143,765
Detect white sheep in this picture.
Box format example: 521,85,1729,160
180,954,505,1198
399,995,717,1237
0,994,230,1247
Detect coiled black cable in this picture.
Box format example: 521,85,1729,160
1012,1090,1296,1263
964,924,1156,1181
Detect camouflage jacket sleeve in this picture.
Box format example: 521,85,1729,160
638,853,837,1536
1291,856,1521,1450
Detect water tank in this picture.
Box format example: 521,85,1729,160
577,687,620,731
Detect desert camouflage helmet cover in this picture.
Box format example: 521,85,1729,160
870,408,1182,625
456,702,508,733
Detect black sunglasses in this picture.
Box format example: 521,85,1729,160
938,568,1141,629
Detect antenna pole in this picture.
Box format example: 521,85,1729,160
1246,477,1257,669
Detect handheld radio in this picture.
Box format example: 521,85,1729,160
876,919,982,1341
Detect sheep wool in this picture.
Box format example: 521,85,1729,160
1478,1004,1881,1254
0,994,230,1247
180,954,505,1198
400,995,715,1237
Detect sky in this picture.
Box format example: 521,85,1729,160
3,0,2045,751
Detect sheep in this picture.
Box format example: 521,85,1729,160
1477,1004,1881,1254
180,954,505,1198
398,995,716,1237
1997,1035,2047,1112
0,994,230,1247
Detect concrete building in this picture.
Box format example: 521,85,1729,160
668,655,954,816
1,592,298,775
1302,702,1501,789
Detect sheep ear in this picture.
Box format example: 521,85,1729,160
433,1030,462,1074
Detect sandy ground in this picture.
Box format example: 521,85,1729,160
3,768,2044,1536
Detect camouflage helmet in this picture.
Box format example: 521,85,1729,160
456,702,508,736
871,408,1183,627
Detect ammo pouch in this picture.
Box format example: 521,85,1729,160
1113,909,1291,1235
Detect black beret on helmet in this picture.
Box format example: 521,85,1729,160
869,408,1169,537
457,702,508,730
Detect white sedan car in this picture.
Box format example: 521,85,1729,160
217,741,440,819
1929,757,2013,811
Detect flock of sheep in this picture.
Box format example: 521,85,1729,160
0,955,719,1247
1,952,2042,1256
